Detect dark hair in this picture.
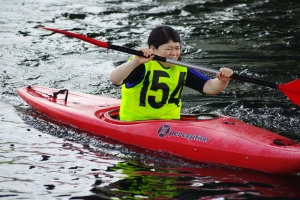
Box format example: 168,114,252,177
147,25,181,49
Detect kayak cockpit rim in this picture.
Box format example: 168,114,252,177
97,108,221,123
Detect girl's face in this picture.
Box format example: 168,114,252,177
151,40,180,67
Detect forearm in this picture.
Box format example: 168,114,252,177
110,48,154,85
109,59,140,85
203,78,230,94
202,67,233,94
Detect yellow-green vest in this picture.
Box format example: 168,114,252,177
120,60,187,121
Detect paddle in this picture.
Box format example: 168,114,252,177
39,26,300,106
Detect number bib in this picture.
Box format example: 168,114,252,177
120,60,187,121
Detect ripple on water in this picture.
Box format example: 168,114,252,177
1,0,300,199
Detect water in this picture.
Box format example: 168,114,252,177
1,0,300,199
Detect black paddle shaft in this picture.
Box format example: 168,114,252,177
109,44,166,62
109,44,278,89
231,74,278,89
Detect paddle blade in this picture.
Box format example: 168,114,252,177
39,27,109,49
278,79,300,106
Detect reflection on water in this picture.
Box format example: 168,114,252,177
1,0,300,199
75,161,300,199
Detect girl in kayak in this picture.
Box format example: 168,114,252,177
110,25,233,121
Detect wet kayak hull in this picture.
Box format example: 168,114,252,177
17,86,300,174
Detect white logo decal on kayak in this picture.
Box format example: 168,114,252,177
158,125,209,142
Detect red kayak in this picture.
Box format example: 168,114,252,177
17,85,300,174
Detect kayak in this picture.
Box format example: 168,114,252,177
17,85,300,174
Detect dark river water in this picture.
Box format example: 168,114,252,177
1,0,300,199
